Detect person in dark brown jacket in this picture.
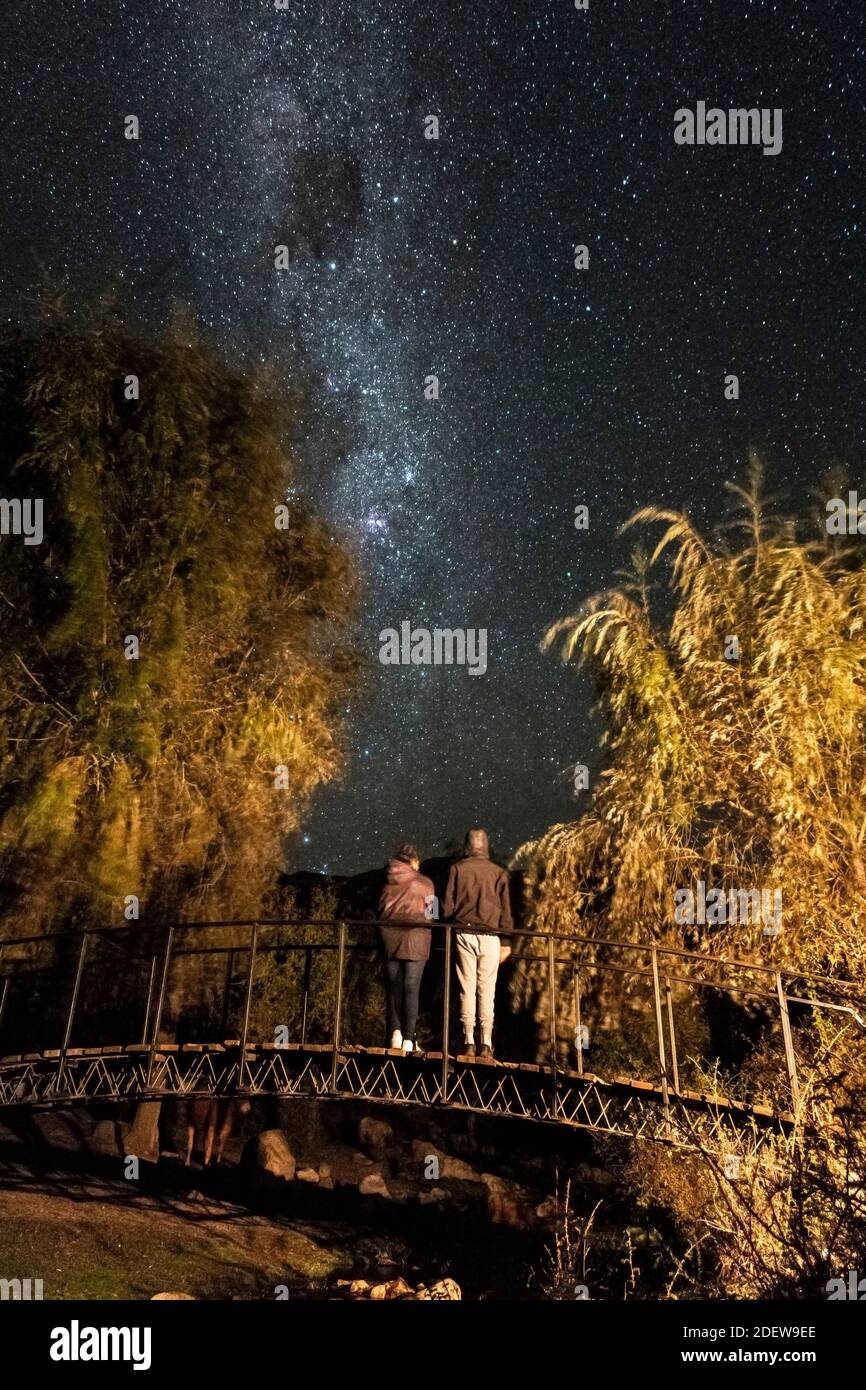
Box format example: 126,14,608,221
442,828,513,1060
377,843,436,1054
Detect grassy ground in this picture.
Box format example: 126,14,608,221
0,1177,343,1300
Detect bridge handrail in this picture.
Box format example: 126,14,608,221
1,916,863,1008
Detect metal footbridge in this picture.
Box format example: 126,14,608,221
0,919,862,1159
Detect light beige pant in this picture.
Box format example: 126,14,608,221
455,932,500,1045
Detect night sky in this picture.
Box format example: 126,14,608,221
0,1,862,874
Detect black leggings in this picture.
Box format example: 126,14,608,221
385,959,426,1040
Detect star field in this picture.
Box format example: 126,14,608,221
0,0,863,872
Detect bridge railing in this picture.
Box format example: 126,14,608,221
0,918,864,1118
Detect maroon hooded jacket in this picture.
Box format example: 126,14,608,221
378,858,435,961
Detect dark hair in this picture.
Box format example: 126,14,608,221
394,842,420,864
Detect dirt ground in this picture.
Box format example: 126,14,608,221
0,1172,344,1300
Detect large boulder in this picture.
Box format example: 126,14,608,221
255,1129,296,1182
89,1119,127,1157
358,1170,391,1198
358,1116,394,1158
410,1140,479,1183
414,1278,462,1300
481,1172,539,1230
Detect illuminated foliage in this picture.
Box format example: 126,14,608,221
520,458,866,984
0,311,359,934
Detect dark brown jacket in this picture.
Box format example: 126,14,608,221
443,844,513,940
378,859,435,961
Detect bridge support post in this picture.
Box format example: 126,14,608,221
440,923,452,1102
547,934,559,1119
145,925,174,1092
775,971,800,1111
664,977,680,1093
141,955,157,1045
573,966,583,1077
300,946,312,1045
238,924,258,1093
220,948,235,1038
651,947,672,1135
56,932,88,1096
330,921,347,1092
0,963,8,1046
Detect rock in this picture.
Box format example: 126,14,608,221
318,1163,332,1180
256,1130,296,1182
410,1140,478,1183
354,1235,412,1273
359,1172,391,1198
151,1292,196,1300
338,1276,408,1300
368,1277,412,1300
296,1167,319,1183
481,1173,538,1230
418,1186,448,1207
28,1110,95,1152
414,1278,461,1300
358,1117,394,1157
381,1175,411,1204
90,1119,126,1157
342,1272,457,1301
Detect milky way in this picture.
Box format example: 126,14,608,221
1,0,863,872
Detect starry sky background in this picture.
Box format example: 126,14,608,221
0,0,862,874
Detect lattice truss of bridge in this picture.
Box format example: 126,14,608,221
1,919,863,1162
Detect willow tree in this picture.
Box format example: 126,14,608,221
510,459,866,1079
0,312,358,938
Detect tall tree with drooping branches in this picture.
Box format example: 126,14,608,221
0,308,360,938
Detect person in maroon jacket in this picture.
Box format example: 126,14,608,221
377,842,436,1054
443,828,513,1060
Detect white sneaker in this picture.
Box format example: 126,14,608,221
389,1030,403,1050
402,1038,414,1054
